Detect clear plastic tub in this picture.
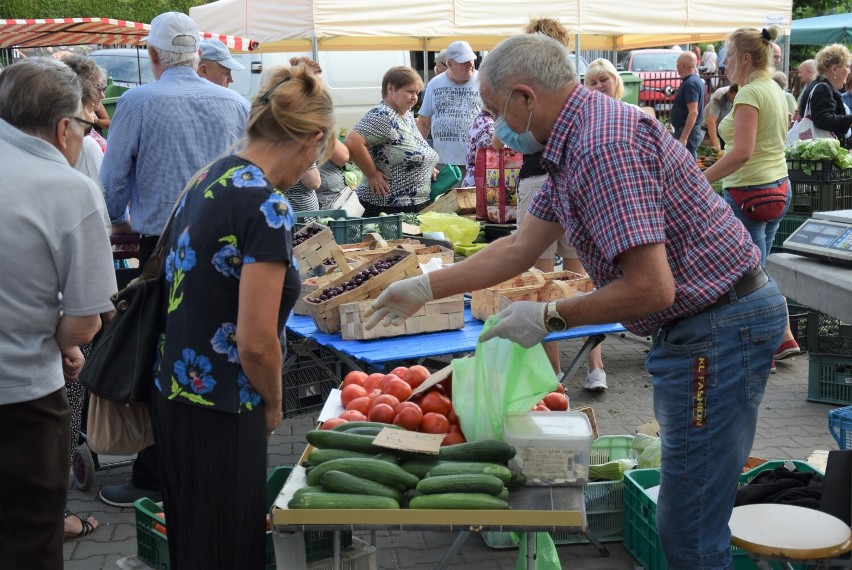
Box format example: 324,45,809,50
503,411,593,486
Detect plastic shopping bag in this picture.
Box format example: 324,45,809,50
418,211,481,247
451,317,557,442
515,532,561,570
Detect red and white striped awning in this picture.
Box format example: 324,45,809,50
0,17,259,52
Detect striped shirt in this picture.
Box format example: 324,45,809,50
529,86,760,335
101,66,249,236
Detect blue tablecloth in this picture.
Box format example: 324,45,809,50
286,307,626,368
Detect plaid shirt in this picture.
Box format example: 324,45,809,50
529,86,760,336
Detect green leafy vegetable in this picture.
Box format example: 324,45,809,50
786,139,852,172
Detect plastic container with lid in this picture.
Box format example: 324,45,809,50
503,411,593,486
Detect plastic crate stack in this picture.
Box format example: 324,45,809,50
774,160,852,252
829,406,852,450
806,310,852,405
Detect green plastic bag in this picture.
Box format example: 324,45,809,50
514,532,562,570
430,164,462,201
451,317,557,442
417,212,481,247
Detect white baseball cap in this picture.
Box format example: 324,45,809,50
143,12,199,54
445,41,476,64
199,39,245,71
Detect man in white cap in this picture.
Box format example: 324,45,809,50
417,40,483,179
198,38,245,87
99,11,249,509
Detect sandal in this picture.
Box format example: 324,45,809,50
64,508,98,540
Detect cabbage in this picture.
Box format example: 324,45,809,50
786,139,852,171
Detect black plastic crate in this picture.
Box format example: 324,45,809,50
807,311,852,356
787,301,810,353
788,179,852,215
281,331,342,418
787,159,852,183
771,214,810,252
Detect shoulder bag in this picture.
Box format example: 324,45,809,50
786,83,837,147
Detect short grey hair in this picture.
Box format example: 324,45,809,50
479,33,576,97
0,58,81,140
60,54,105,107
436,49,447,65
153,46,199,71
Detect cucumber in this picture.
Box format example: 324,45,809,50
288,491,399,509
408,493,510,510
331,421,403,432
307,448,373,465
427,462,513,483
305,458,420,489
416,474,505,496
291,485,326,501
321,470,403,502
344,427,387,436
371,452,401,464
306,430,383,454
506,469,527,489
496,487,510,502
400,459,444,478
437,440,516,463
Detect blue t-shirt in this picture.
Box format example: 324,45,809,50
671,74,705,129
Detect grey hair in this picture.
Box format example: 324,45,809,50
436,49,447,65
479,33,576,97
0,58,82,140
60,53,105,107
153,46,199,71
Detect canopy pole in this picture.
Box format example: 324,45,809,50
422,43,428,83
575,34,581,75
311,36,318,62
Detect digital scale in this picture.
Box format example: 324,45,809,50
783,210,852,267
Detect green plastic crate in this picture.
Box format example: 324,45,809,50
807,353,852,405
135,465,351,569
771,214,809,252
327,214,402,244
623,461,820,570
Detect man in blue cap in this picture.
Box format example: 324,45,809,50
198,38,245,88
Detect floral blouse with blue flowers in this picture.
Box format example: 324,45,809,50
154,155,301,414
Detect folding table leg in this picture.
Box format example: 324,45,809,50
437,531,470,569
560,333,606,385
583,529,610,556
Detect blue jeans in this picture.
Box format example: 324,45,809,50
674,123,704,158
646,275,787,569
724,178,791,264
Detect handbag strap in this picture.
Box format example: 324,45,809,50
137,166,208,281
803,82,829,118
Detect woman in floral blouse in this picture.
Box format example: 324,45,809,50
346,66,439,216
151,65,335,569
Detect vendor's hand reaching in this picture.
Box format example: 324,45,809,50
61,346,85,383
368,170,391,197
363,273,434,329
431,168,440,181
478,301,549,348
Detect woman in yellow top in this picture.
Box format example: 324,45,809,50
704,25,801,364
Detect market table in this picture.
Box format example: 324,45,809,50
766,252,852,323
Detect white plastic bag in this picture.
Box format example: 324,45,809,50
786,84,836,148
329,187,364,217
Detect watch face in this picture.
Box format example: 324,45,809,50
547,316,567,332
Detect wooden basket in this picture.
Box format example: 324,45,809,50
497,275,594,312
303,250,422,333
471,269,587,320
339,295,465,340
349,244,454,266
292,223,339,278
422,187,477,215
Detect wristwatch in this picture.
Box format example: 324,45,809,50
544,301,568,332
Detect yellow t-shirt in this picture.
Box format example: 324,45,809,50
718,75,788,188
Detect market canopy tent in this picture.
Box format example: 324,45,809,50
789,13,852,45
0,17,259,52
189,0,792,52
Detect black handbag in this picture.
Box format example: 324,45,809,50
79,172,201,403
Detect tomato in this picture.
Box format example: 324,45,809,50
543,392,569,411
531,404,550,412
371,394,400,412
393,405,423,431
362,373,385,391
383,378,413,402
446,408,459,425
430,383,447,396
368,403,396,423
345,396,372,415
554,382,566,394
402,365,431,389
153,522,167,535
339,409,367,422
320,417,348,430
420,391,450,415
420,412,451,434
342,370,367,388
389,366,409,378
448,423,462,434
379,373,403,393
340,384,367,407
441,432,466,446
366,388,383,401
265,514,271,531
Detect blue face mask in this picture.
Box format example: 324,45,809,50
493,92,545,154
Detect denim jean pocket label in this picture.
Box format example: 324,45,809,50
692,355,710,428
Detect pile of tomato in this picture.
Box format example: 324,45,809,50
322,366,465,446
531,384,569,412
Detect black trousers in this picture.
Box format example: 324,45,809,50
151,391,267,569
0,389,70,570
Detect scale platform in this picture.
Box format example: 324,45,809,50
783,210,852,267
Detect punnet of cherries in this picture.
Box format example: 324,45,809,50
307,255,405,304
292,225,324,247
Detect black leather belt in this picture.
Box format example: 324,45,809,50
707,266,768,310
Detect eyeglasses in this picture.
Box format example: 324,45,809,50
69,116,97,136
97,85,107,94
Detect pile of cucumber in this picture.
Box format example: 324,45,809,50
288,422,525,510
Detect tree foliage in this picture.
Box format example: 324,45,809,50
3,0,207,23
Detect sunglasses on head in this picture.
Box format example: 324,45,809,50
69,116,96,136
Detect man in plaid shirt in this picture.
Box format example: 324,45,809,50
366,34,787,568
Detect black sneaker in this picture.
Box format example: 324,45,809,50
98,479,162,507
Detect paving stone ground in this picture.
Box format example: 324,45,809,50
64,332,838,569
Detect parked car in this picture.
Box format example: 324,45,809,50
566,53,589,75
623,49,681,110
89,48,154,87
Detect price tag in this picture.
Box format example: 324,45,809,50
372,428,444,454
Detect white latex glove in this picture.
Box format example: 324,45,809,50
478,301,549,348
363,273,434,329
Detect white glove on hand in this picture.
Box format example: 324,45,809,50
363,273,434,329
478,301,549,348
